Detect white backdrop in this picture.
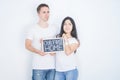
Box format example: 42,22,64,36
0,0,120,80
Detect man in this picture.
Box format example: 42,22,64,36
25,4,57,80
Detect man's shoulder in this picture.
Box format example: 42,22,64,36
26,24,38,33
49,23,58,29
29,24,38,29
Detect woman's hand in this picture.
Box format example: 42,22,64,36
62,33,68,40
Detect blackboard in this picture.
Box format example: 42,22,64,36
42,38,64,53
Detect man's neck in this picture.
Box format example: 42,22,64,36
38,20,48,28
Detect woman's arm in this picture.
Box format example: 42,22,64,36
64,39,79,56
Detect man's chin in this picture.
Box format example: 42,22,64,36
44,19,48,22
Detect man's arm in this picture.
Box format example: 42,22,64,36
25,39,47,56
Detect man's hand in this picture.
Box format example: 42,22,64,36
40,38,43,44
49,53,55,56
36,49,47,56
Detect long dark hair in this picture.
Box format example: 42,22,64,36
59,16,78,40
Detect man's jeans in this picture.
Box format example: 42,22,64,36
55,69,78,80
32,69,55,80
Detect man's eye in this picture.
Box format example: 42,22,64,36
47,11,49,13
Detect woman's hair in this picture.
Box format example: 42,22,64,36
59,16,78,40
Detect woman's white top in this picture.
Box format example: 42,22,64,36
55,38,79,72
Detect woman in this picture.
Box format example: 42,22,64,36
55,16,80,80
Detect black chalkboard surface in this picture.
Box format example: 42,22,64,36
42,38,64,53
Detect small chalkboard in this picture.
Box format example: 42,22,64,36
42,38,64,53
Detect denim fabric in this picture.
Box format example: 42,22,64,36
32,69,55,80
55,69,78,80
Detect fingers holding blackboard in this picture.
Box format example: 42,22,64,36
40,38,43,44
49,53,55,56
37,50,47,56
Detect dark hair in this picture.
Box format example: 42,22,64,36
37,3,49,13
59,16,78,40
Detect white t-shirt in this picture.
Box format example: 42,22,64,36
56,38,79,72
26,23,58,69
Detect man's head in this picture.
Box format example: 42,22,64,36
37,4,50,22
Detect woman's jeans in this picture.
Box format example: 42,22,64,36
32,69,55,80
55,69,78,80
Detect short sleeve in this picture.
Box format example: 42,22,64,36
68,38,79,44
25,28,34,40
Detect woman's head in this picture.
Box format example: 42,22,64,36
59,16,78,39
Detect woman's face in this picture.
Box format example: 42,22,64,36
63,19,73,34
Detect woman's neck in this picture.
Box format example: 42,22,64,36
66,33,72,38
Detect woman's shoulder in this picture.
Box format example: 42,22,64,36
68,37,79,44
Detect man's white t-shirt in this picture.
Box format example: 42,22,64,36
56,38,79,72
26,23,57,69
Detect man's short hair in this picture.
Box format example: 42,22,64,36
37,3,49,13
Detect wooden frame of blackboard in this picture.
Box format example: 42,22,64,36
41,38,64,53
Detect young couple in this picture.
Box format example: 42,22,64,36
25,3,80,80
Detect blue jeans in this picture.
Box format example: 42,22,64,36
32,69,55,80
55,69,78,80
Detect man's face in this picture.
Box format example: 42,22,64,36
38,7,49,22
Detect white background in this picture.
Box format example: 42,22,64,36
0,0,120,80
